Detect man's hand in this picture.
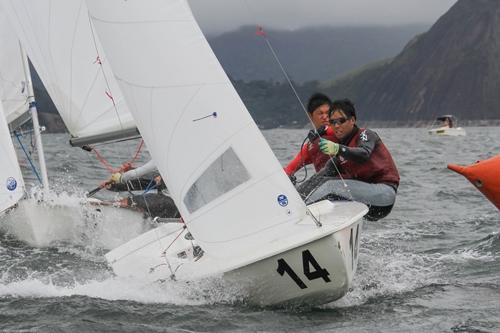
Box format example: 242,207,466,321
319,138,340,156
307,125,328,142
110,172,122,183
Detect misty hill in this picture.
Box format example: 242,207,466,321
208,25,429,83
33,24,428,131
323,0,500,122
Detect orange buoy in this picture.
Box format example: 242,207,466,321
447,155,500,210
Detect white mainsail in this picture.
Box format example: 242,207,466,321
1,0,137,145
0,11,28,127
0,101,25,214
85,0,307,258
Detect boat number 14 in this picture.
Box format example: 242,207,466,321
276,250,331,289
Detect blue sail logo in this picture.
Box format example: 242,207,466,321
277,194,288,207
6,177,17,191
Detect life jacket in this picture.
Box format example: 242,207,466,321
338,128,400,188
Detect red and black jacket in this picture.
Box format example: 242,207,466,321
284,126,335,175
330,126,400,189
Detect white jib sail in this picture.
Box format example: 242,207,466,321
1,0,136,141
0,11,28,125
85,0,307,259
0,101,25,214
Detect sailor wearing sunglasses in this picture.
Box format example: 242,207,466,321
298,99,400,221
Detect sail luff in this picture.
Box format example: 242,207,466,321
85,0,307,259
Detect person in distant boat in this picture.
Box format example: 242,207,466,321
106,160,180,219
442,117,452,128
297,98,400,220
283,93,335,181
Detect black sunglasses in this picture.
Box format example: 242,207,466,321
329,117,350,125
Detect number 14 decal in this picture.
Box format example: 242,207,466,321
276,250,331,289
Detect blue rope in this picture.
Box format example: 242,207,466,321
143,178,157,194
14,131,42,184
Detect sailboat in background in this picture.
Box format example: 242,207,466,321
1,0,139,147
0,7,42,217
85,0,368,306
0,0,150,247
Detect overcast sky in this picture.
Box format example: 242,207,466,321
189,0,458,35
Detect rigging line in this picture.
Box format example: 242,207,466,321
240,1,353,202
295,136,310,184
256,27,352,201
14,131,42,184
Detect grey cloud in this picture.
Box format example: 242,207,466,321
189,0,457,35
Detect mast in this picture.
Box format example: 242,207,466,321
19,42,49,189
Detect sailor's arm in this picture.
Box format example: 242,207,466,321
284,144,311,176
319,129,379,163
337,129,379,163
120,160,157,183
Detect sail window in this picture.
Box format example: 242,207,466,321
184,148,250,213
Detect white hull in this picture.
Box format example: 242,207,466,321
428,127,466,136
0,197,149,248
105,200,367,306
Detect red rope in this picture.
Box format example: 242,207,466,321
90,139,145,174
92,148,115,173
129,139,144,164
162,226,187,256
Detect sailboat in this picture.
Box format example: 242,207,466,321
84,0,368,306
0,0,151,247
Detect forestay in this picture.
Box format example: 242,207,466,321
85,0,307,258
1,0,137,144
0,101,25,214
0,11,28,127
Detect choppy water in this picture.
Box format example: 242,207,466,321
1,127,499,332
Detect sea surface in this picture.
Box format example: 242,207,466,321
1,127,499,332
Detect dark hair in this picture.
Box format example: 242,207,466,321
307,93,332,113
330,98,356,120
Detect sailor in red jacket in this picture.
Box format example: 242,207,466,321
298,98,400,220
284,93,335,179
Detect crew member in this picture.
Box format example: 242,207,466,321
284,93,335,179
107,160,180,219
299,98,400,220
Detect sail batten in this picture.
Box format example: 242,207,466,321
86,0,307,259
